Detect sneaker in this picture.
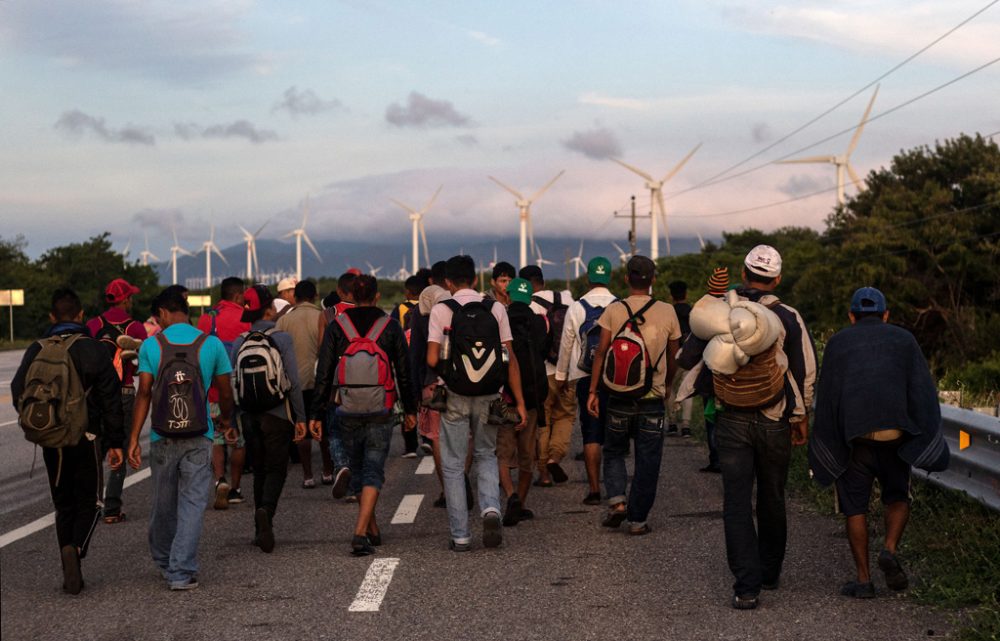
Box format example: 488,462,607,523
878,550,909,591
213,479,230,510
433,493,447,508
680,427,692,438
482,512,503,548
227,488,243,504
345,494,359,503
840,580,875,599
503,494,522,527
169,577,200,591
546,461,569,484
582,491,602,506
731,593,759,609
60,545,82,595
255,508,275,553
302,478,316,489
321,473,334,485
449,540,471,552
331,467,352,499
519,508,534,521
351,535,376,557
419,440,433,455
628,523,652,536
402,451,418,459
762,578,780,591
601,507,627,528
666,423,679,437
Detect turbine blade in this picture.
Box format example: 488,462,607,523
253,218,270,237
239,225,252,238
422,185,443,213
390,198,418,214
846,164,865,191
282,230,296,239
611,158,654,182
527,214,536,260
212,244,228,265
775,156,837,165
300,196,310,228
144,231,150,251
488,176,525,200
661,143,702,183
302,232,322,262
149,252,160,262
577,239,584,258
179,248,195,257
529,170,565,202
612,241,625,254
419,219,430,267
846,85,879,157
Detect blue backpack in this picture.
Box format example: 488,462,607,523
577,299,611,373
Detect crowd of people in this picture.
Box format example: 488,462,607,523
11,244,948,609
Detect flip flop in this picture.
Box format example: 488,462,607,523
546,462,569,484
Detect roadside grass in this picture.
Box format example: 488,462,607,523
0,339,33,352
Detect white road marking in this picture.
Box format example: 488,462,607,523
390,494,423,524
0,419,17,427
0,467,152,549
415,456,435,475
348,558,400,612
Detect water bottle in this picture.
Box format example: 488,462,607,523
440,327,452,361
501,345,510,365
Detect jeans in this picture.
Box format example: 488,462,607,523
326,408,349,473
340,418,395,492
149,438,212,587
716,410,791,596
244,413,292,519
706,417,719,467
103,390,134,517
44,437,102,556
576,377,607,445
602,398,665,525
439,391,501,544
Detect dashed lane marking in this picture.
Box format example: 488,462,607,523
0,467,151,549
348,557,400,612
1,419,17,427
415,456,435,475
390,494,423,524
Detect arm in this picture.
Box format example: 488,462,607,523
127,373,153,469
587,327,613,417
214,373,237,444
555,303,581,383
663,338,681,390
504,340,527,428
278,334,306,425
85,340,126,456
388,323,417,430
426,341,440,371
309,322,340,438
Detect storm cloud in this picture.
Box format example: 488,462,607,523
272,86,343,117
54,110,155,145
562,127,622,160
385,92,472,128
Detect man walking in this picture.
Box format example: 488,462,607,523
12,288,124,594
810,287,948,598
128,288,235,590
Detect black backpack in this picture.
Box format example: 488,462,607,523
441,299,507,396
507,303,549,409
532,292,568,365
151,333,210,438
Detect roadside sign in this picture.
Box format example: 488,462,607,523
188,295,212,308
0,289,24,342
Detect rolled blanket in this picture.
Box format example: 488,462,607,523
690,290,783,374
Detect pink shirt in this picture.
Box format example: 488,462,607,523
85,308,148,387
428,289,513,345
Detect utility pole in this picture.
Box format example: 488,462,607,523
614,195,647,257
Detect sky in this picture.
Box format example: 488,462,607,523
1,0,998,262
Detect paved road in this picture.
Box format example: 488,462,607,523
0,412,948,641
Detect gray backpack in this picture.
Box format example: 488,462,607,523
333,314,396,417
18,334,90,448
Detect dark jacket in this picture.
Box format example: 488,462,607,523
407,309,434,408
11,322,125,449
507,302,549,414
310,307,417,420
809,317,950,486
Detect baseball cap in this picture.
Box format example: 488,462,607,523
277,277,298,292
241,285,274,322
346,268,362,277
850,287,887,313
744,244,782,278
587,256,612,285
105,278,140,304
626,255,656,281
507,277,533,304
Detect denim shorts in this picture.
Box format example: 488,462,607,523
339,418,394,491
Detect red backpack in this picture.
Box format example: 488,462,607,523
333,314,397,417
602,300,664,398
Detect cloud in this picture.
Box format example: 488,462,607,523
752,122,773,143
385,91,473,128
174,120,279,144
455,134,479,147
132,208,185,237
272,86,344,117
563,127,623,160
579,92,650,111
778,172,833,197
467,30,500,46
54,110,155,145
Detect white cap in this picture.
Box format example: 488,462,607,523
273,298,291,313
744,244,782,278
277,277,298,292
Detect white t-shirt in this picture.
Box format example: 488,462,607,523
528,289,575,376
428,289,513,345
555,287,618,382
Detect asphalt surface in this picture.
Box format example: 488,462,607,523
1,358,949,640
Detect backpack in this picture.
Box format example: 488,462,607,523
334,314,397,417
602,300,665,398
508,303,549,409
93,316,135,382
208,310,236,359
441,299,507,396
576,299,611,373
150,333,210,438
712,300,788,410
18,334,90,448
234,329,291,413
532,292,568,365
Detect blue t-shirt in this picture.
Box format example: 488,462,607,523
138,323,233,442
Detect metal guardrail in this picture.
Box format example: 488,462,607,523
914,404,1000,512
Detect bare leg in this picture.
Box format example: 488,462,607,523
584,443,602,494
499,464,515,498
883,502,910,554
845,514,870,583
230,447,246,492
517,468,532,506
354,486,379,537
212,444,226,480
298,440,314,481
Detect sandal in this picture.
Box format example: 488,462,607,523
601,507,627,528
103,512,126,524
302,478,316,489
546,462,569,484
533,479,554,488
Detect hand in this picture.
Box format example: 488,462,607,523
587,391,600,418
308,419,323,441
403,414,417,431
224,426,239,446
127,440,142,470
107,448,124,470
293,422,307,443
790,417,809,446
515,403,527,430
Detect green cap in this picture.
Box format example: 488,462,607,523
588,256,612,284
507,277,533,304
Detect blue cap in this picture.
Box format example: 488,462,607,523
850,287,886,313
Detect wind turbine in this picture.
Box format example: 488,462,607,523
534,243,557,270
391,185,441,274
777,86,878,207
567,240,586,279
239,220,269,282
611,241,631,267
200,225,228,290
169,228,194,285
120,238,132,268
139,232,159,267
488,170,565,269
612,144,701,259
488,246,499,270
283,198,323,281
365,261,383,277
392,255,409,281
696,231,706,251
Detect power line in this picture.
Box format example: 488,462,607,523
679,0,1000,192
862,229,1000,261
673,184,841,218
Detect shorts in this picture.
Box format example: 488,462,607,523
496,409,539,475
418,385,441,441
211,404,246,447
576,378,606,445
835,438,911,516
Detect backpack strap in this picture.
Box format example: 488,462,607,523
531,295,554,311
579,299,593,314
365,315,392,342
442,299,462,314
334,313,362,341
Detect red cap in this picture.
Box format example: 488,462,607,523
105,278,140,304
346,267,362,276
240,285,274,322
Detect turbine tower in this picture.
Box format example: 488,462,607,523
488,170,564,268
776,86,879,207
391,185,441,273
200,225,228,291
169,228,194,285
139,232,159,267
283,197,322,281
612,143,701,259
239,220,269,281
567,240,586,279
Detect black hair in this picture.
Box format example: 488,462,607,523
445,255,476,287
337,272,358,295
220,277,245,302
51,288,82,321
153,288,190,316
413,267,432,290
668,280,688,300
322,291,340,309
430,261,448,285
352,274,379,303
744,269,776,287
162,284,188,299
518,265,544,287
492,261,516,281
294,280,317,302
404,275,423,298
